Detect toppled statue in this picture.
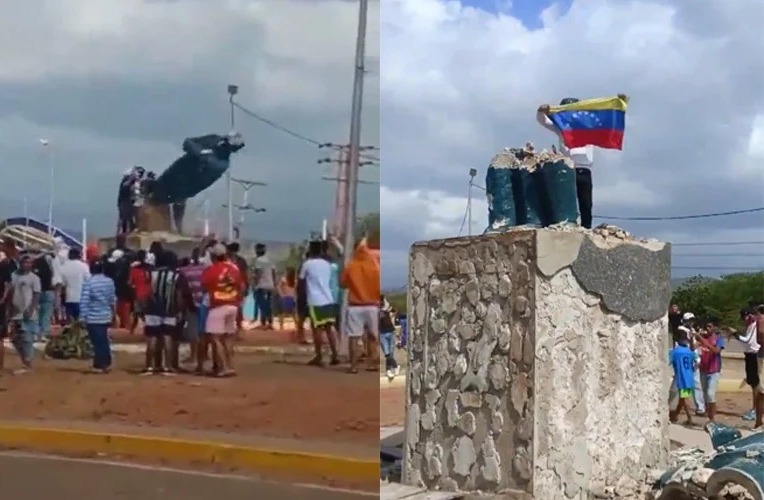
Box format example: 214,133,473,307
116,133,245,234
654,423,763,500
485,144,579,232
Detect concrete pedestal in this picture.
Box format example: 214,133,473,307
136,202,172,233
99,231,201,256
402,228,672,498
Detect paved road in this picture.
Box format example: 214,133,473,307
0,452,374,500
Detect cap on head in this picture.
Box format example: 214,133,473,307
682,312,695,322
559,97,580,105
210,243,227,257
108,249,125,263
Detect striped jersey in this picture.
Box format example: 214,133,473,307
79,274,116,324
146,267,185,318
179,264,205,305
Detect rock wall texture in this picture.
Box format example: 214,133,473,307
533,228,672,499
404,231,537,495
403,227,672,498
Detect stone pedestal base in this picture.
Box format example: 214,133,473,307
403,228,671,498
99,231,201,257
136,202,172,233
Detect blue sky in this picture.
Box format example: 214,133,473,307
458,0,572,29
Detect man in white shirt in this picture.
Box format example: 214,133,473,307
59,248,91,322
536,97,595,229
253,243,276,330
298,240,340,366
726,306,764,429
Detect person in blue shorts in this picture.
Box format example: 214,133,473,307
669,329,697,425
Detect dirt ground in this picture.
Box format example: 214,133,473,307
381,385,759,431
51,324,303,346
0,351,379,452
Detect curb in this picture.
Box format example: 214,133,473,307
380,373,406,388
0,424,378,483
380,371,750,393
717,378,749,393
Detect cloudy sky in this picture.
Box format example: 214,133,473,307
380,0,764,288
0,0,379,243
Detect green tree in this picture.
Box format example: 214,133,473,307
386,291,407,314
279,240,307,271
356,212,380,248
671,272,764,326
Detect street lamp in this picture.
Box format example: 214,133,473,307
226,84,239,242
40,138,54,234
467,168,478,236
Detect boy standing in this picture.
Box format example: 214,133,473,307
669,329,696,425
379,296,399,380
696,322,725,422
9,255,42,374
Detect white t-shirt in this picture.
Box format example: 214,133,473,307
254,255,275,290
298,258,335,307
59,259,91,303
735,322,761,354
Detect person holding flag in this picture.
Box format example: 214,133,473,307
536,94,628,229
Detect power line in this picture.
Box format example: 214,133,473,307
673,253,764,257
232,101,321,145
469,180,760,221
594,207,764,221
671,266,764,271
671,241,764,247
231,101,380,162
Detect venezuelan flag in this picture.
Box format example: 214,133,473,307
547,96,628,150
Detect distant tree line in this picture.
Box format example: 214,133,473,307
277,212,379,270
671,272,764,327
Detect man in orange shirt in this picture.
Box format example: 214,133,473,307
201,244,243,377
340,238,381,373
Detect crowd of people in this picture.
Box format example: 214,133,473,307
0,232,382,377
667,303,764,430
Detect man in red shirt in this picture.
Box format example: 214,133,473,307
201,243,243,377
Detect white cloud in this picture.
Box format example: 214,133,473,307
381,185,487,240
0,0,379,111
380,0,764,286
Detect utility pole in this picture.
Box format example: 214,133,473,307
342,0,369,264
318,143,377,241
230,177,267,239
468,168,477,236
226,84,238,242
221,202,266,240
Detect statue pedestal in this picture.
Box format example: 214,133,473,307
404,228,671,497
99,231,202,257
136,202,172,233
